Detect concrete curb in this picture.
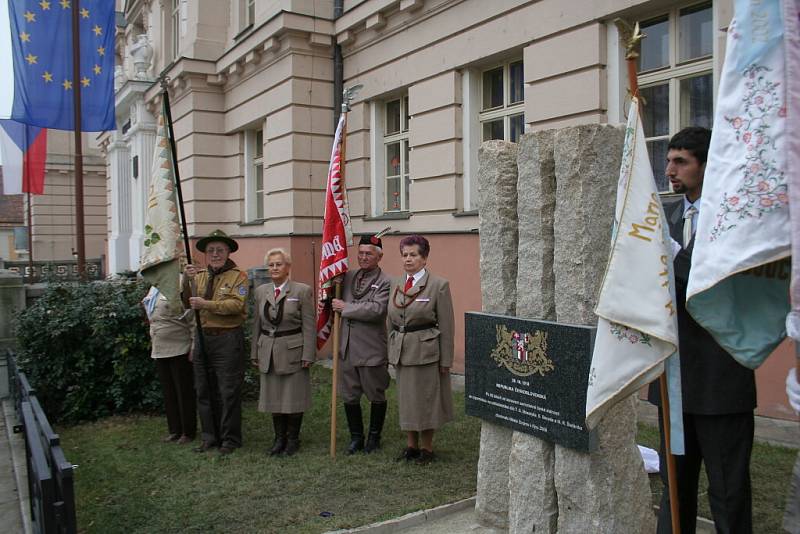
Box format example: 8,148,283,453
323,497,476,533
2,399,32,534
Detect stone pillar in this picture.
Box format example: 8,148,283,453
107,132,132,275
508,130,559,534
551,124,654,533
475,140,519,531
0,270,25,398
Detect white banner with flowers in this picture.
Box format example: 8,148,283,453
686,5,791,369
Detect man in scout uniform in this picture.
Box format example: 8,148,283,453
331,234,391,454
183,229,249,456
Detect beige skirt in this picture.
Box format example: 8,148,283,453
258,368,311,414
395,362,453,431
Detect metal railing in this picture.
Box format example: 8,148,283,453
7,350,77,534
0,258,105,283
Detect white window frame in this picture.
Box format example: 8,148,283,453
637,1,714,191
372,95,410,215
244,128,264,222
478,59,525,144
239,0,255,31
170,0,181,60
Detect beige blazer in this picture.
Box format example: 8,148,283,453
387,272,454,368
251,280,316,375
339,268,391,367
149,295,194,359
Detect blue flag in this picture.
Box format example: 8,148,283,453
0,0,115,132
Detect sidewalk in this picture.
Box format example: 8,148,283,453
0,399,29,534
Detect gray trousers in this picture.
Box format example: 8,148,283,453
193,327,246,449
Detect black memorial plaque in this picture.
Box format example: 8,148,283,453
465,312,597,452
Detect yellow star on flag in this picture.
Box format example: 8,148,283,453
93,64,102,75
81,77,90,87
92,25,102,36
59,0,70,9
25,53,37,64
97,46,105,56
39,0,51,10
42,71,53,83
80,8,89,18
62,79,73,90
23,11,36,22
20,32,30,42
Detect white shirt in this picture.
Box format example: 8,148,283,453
405,268,426,288
273,280,288,295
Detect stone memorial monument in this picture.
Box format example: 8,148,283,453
472,125,654,533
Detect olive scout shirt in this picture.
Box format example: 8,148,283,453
188,267,249,329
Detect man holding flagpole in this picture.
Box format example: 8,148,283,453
649,127,756,534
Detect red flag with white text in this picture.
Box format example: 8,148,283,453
316,114,353,349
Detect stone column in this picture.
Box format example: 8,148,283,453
508,130,559,534
475,140,519,531
107,132,132,275
0,270,25,398
551,124,654,533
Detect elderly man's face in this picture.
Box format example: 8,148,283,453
357,245,382,271
205,241,231,270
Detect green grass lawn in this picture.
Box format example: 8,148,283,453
60,367,797,533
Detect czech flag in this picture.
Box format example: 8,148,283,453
0,119,47,195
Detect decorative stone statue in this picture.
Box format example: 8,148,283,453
129,34,153,80
114,65,127,91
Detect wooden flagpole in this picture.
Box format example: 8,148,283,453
71,0,86,280
329,100,349,459
616,19,681,534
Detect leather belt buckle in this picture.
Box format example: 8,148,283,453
398,325,406,333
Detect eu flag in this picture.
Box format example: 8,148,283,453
0,0,115,132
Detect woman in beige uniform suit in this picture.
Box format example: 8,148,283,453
388,235,455,465
251,248,316,456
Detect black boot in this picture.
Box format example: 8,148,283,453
344,403,364,455
269,414,287,456
284,413,303,456
364,401,387,453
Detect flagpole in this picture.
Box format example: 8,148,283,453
159,78,217,440
71,0,87,280
329,105,349,460
26,191,33,279
616,19,681,534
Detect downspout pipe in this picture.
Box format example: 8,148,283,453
333,0,344,129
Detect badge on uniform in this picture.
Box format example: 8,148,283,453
371,284,380,289
287,297,300,302
239,286,247,296
415,298,431,302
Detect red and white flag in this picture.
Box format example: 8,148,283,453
316,114,353,349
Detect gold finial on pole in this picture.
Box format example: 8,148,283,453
614,19,645,61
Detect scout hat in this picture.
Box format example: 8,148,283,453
196,229,239,253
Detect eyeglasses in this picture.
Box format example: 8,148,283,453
206,247,228,255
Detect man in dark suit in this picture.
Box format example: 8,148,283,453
649,127,756,534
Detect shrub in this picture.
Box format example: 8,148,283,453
14,279,162,424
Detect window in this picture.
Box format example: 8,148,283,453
638,2,713,191
479,60,525,143
171,0,181,60
13,226,28,252
383,96,410,213
240,0,255,30
245,128,264,221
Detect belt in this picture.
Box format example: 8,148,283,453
392,323,438,333
260,327,302,338
202,327,239,336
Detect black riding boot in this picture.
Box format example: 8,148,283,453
344,402,364,455
269,414,288,456
364,401,387,453
284,413,303,456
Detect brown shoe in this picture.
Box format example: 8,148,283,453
415,449,436,465
218,446,235,456
192,441,217,453
177,435,194,445
162,433,180,443
396,447,420,462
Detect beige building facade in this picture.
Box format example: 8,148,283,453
106,0,796,420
